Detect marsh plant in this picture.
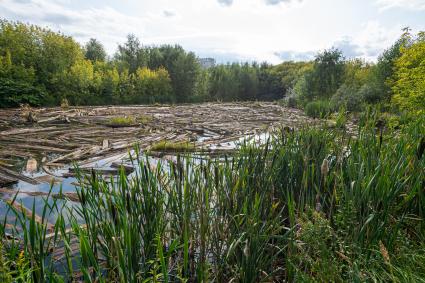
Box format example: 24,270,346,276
1,112,424,282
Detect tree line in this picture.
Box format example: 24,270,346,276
0,19,424,114
291,28,425,115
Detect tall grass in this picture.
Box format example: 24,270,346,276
1,111,424,282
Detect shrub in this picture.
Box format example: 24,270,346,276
149,140,196,152
331,84,363,112
106,116,137,127
0,78,45,108
358,83,382,104
304,100,332,118
287,96,297,108
60,98,70,109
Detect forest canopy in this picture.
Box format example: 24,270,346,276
0,19,424,114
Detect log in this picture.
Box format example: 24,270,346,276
0,172,18,186
0,166,41,185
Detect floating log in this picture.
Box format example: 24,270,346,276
0,166,41,185
7,199,54,232
63,165,134,178
0,102,330,174
0,172,18,186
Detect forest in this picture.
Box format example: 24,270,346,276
1,19,424,116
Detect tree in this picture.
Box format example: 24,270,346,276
62,59,95,105
147,45,201,103
115,34,147,74
331,84,363,112
85,38,107,62
94,61,120,104
391,31,425,114
366,37,405,102
0,78,45,107
271,61,312,99
310,48,345,99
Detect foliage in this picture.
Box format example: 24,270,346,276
208,62,285,102
149,140,197,152
130,67,173,104
1,19,424,113
2,113,425,282
0,78,45,107
357,83,382,104
107,116,137,127
370,36,405,102
84,38,107,62
391,32,425,114
307,48,345,100
304,100,332,118
331,83,364,112
115,34,148,74
147,45,202,103
0,243,12,283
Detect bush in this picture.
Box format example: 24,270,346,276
358,83,382,104
304,100,332,118
0,78,45,108
60,98,70,109
106,116,137,127
331,84,363,112
287,96,297,108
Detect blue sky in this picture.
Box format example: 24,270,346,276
1,0,424,63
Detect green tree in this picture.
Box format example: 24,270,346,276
391,31,425,114
115,34,148,74
310,48,345,99
85,38,107,62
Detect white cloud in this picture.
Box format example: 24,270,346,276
376,0,425,10
352,21,402,60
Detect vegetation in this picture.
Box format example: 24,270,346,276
1,19,424,117
304,100,332,118
391,31,425,114
149,140,197,152
107,116,137,127
1,16,425,282
1,112,424,282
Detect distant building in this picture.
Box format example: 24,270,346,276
198,57,216,69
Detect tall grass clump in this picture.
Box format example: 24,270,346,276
1,111,424,282
304,100,333,118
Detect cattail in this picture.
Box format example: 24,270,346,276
321,158,329,177
379,240,390,264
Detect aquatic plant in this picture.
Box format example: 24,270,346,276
1,111,424,282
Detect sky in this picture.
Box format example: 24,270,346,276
0,0,424,64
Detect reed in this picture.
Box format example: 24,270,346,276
1,111,424,282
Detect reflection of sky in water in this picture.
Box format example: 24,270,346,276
0,133,270,232
0,195,83,233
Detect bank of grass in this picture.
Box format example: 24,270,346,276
149,140,197,152
1,110,424,282
106,115,137,127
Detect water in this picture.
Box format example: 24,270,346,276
0,132,272,229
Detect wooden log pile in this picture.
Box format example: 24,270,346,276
0,102,317,173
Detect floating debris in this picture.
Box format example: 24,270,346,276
26,157,38,173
